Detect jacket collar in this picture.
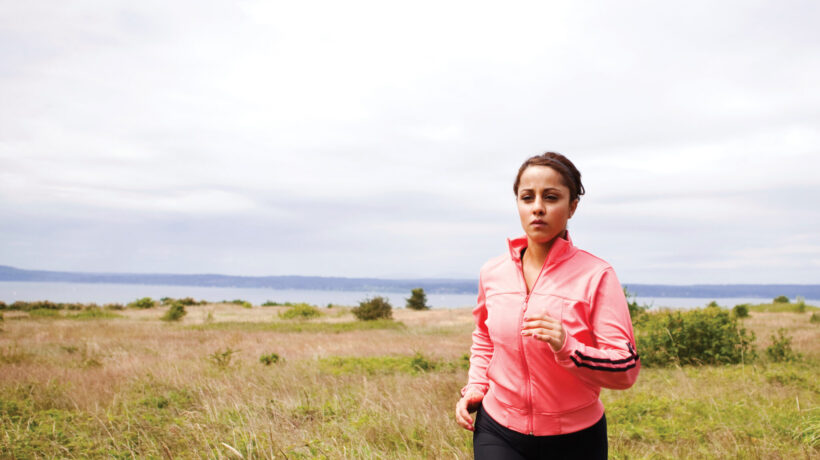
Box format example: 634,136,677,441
507,231,577,268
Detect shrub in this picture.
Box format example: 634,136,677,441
262,300,294,307
10,301,29,311
222,299,251,308
811,312,820,323
259,353,281,365
766,328,800,362
732,304,750,318
161,303,187,322
128,297,155,309
405,288,430,310
279,303,322,320
623,288,648,323
208,347,239,368
352,296,393,321
773,295,790,304
795,296,806,313
0,301,6,310
104,303,124,311
409,352,435,371
636,307,756,366
706,300,720,308
13,300,61,310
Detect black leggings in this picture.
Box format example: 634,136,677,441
473,405,607,460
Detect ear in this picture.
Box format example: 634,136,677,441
568,198,579,219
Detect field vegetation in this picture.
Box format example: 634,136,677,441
0,298,817,458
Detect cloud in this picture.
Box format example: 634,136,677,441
1,1,819,283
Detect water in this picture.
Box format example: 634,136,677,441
0,281,476,308
2,281,816,309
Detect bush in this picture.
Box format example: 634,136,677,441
104,303,124,311
766,328,800,362
0,301,6,310
161,303,187,322
811,312,820,324
352,296,393,321
773,295,790,304
732,304,750,318
623,288,648,323
224,299,252,309
795,297,806,313
208,347,239,368
636,307,756,366
279,303,321,320
262,300,294,307
405,288,430,310
259,353,281,365
161,297,203,306
409,352,435,371
128,297,156,309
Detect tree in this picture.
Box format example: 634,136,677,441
405,288,430,310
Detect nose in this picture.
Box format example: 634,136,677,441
532,196,546,215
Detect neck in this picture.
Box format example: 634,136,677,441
524,230,565,266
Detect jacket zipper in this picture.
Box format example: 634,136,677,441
515,253,548,436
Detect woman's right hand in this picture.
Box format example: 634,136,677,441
455,390,484,431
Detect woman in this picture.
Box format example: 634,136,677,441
455,152,639,459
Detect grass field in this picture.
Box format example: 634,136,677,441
0,302,818,459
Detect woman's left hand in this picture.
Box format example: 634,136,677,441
521,313,566,351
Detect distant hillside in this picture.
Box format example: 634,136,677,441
1,265,819,299
0,265,475,294
622,284,820,299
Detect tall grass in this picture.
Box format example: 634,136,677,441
0,301,817,458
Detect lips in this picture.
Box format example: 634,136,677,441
531,220,546,226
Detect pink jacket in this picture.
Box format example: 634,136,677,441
463,234,640,436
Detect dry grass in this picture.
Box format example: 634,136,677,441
0,303,817,459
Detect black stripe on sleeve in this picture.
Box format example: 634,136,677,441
571,342,639,369
570,355,639,372
575,351,637,365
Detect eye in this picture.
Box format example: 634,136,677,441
544,194,559,201
520,194,533,201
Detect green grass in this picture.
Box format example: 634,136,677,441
27,308,61,318
318,352,459,376
66,309,123,320
747,301,818,313
603,360,819,458
189,319,405,333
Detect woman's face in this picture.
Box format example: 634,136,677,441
516,165,578,245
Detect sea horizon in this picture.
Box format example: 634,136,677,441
2,280,817,310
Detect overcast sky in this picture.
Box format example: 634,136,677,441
1,1,819,284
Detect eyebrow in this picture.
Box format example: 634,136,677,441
519,187,563,193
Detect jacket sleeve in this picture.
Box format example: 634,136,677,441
553,267,640,390
461,273,492,397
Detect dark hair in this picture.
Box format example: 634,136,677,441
513,152,585,202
